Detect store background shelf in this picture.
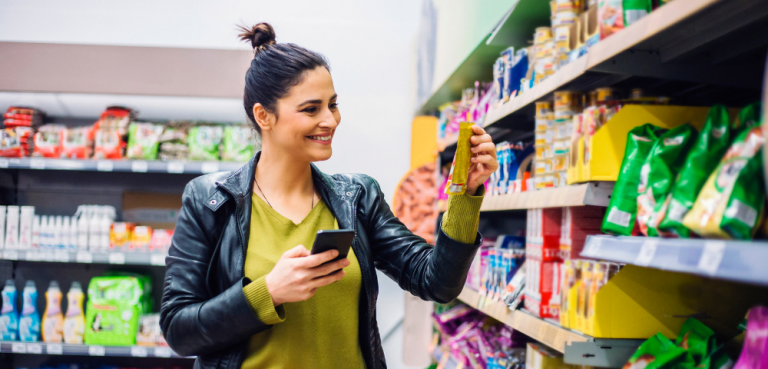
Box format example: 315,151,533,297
0,249,167,266
0,341,190,359
438,182,613,212
0,157,244,174
580,235,768,287
483,0,768,131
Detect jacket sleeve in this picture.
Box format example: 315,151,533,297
160,183,270,357
362,177,482,304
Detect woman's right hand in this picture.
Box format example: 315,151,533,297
265,245,350,307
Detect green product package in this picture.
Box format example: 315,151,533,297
602,124,666,235
636,124,697,236
734,102,761,132
622,333,695,369
657,106,732,238
84,276,148,346
222,125,256,162
683,127,766,240
188,126,223,161
126,123,164,160
675,319,716,364
623,0,651,27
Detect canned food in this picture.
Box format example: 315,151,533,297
554,90,582,111
544,175,556,187
535,27,553,44
535,161,546,175
595,87,618,103
553,154,568,171
546,126,556,144
536,117,551,131
554,171,568,187
554,24,571,42
554,139,570,155
553,10,578,26
535,101,553,117
535,144,545,160
555,119,569,139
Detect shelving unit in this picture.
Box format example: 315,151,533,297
438,182,612,212
0,249,167,266
580,235,768,287
0,341,190,359
0,157,243,174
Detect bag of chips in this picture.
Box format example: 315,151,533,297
733,102,761,132
61,127,94,159
657,106,732,238
636,124,697,236
32,124,66,158
602,124,665,235
221,125,256,162
0,127,35,157
622,333,694,369
188,126,223,161
675,318,716,364
683,127,765,240
126,123,164,160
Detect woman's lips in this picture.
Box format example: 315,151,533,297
307,134,333,145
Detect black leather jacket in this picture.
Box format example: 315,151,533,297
160,152,482,369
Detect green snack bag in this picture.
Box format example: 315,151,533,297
126,123,164,160
675,319,716,365
658,106,732,238
622,333,695,369
623,0,651,27
637,124,697,236
188,125,223,161
683,127,766,240
222,125,256,162
733,102,761,132
84,276,146,346
602,124,666,235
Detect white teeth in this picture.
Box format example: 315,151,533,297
309,135,331,141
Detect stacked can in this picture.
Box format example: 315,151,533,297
551,0,583,69
553,91,583,187
532,27,555,85
534,101,553,190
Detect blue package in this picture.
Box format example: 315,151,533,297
0,280,19,340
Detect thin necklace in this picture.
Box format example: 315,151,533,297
254,177,315,210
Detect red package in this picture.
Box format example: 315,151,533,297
149,229,173,253
4,119,34,128
526,208,562,261
32,125,66,158
525,259,562,319
560,206,605,260
96,106,135,136
93,129,125,159
3,113,33,121
61,127,94,159
0,127,34,157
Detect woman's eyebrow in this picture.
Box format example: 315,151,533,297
298,94,338,106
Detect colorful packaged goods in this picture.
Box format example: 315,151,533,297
598,0,624,39
32,124,66,158
602,124,665,235
560,206,604,259
84,275,150,346
130,225,152,252
148,229,173,253
188,125,223,161
445,123,474,195
527,208,562,261
222,125,256,162
683,126,765,240
0,127,35,158
734,306,768,369
93,128,125,160
109,222,135,250
158,120,192,161
636,124,697,236
4,106,45,128
136,313,168,347
657,105,733,238
61,127,93,159
126,122,164,160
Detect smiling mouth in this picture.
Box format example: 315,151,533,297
307,135,332,142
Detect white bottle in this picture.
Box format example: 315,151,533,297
77,208,89,250
99,213,112,252
4,206,19,249
88,208,100,251
31,216,40,249
0,206,6,249
68,218,78,251
60,217,70,250
52,216,62,249
18,206,34,249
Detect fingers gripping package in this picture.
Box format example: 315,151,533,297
682,126,766,240
636,124,697,237
602,124,664,235
445,123,474,195
657,105,733,238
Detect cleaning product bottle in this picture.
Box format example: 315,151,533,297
31,215,40,249
77,206,89,250
63,281,85,344
42,281,63,342
19,280,40,341
89,207,100,251
0,280,19,340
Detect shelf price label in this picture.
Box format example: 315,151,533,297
27,343,42,354
698,241,726,276
11,343,26,353
26,251,43,261
108,252,126,265
54,251,70,263
154,347,172,358
88,345,106,356
97,161,114,172
635,240,658,267
29,159,46,170
150,254,166,266
47,343,63,355
131,346,148,357
201,162,219,173
76,251,93,264
0,158,8,168
167,162,185,174
3,250,18,260
131,161,149,173
583,237,602,257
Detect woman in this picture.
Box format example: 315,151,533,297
160,22,498,369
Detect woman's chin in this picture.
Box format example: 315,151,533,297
310,149,333,162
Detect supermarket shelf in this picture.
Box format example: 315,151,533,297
456,288,589,353
438,182,613,212
0,249,167,266
0,157,244,174
580,235,768,287
0,341,190,359
484,0,768,128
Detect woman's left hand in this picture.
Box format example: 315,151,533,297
466,125,498,196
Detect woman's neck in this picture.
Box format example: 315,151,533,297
254,147,314,201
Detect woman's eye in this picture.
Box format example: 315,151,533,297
330,103,339,109
301,107,317,114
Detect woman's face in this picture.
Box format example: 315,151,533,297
267,66,340,163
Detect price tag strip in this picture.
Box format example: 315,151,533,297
634,239,658,267
131,346,148,357
88,345,106,356
47,343,63,355
698,241,727,276
108,252,126,265
76,252,93,263
26,343,43,354
150,254,166,266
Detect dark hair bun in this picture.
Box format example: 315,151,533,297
238,22,276,50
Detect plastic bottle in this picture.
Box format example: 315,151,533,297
89,207,100,251
19,280,40,342
31,216,40,249
77,206,89,250
0,280,19,340
63,282,85,344
100,209,112,252
42,281,63,342
53,216,62,249
39,216,49,249
68,217,78,251
60,217,70,249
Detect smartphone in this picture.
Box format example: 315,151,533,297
310,229,355,264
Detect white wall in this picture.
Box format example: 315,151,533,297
0,1,422,368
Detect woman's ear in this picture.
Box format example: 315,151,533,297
252,103,274,132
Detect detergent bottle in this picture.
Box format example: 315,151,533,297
19,280,40,342
0,280,19,340
63,281,85,344
42,281,63,342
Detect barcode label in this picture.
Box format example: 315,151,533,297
201,162,219,173
624,9,648,26
606,207,631,227
667,199,689,222
76,252,93,263
11,343,26,353
167,162,185,174
635,240,658,267
724,199,758,227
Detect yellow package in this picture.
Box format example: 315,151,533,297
445,122,474,195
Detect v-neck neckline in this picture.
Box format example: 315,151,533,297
252,191,324,227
